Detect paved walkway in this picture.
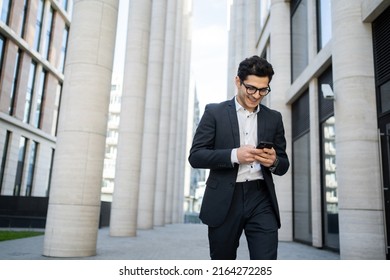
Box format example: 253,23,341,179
0,223,339,260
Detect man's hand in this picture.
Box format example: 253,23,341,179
237,145,276,167
254,146,276,167
236,145,258,164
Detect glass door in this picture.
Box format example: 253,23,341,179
321,116,339,250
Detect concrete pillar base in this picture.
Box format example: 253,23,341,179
43,204,100,257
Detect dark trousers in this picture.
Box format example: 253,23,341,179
208,180,278,260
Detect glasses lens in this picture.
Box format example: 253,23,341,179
246,87,257,94
260,88,270,95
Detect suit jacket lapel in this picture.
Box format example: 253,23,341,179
227,97,240,147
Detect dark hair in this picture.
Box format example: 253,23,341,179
237,55,274,82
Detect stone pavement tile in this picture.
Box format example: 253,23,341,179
0,223,339,260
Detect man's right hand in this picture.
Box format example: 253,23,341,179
236,145,258,164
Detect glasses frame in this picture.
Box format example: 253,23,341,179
241,80,271,96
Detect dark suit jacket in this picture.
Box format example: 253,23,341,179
188,97,289,228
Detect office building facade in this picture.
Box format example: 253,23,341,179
1,0,192,257
0,0,71,223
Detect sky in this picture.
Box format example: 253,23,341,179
113,0,229,113
190,0,229,112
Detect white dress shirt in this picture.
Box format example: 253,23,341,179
231,97,264,182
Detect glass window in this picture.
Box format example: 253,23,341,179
292,90,310,138
0,35,5,77
24,62,37,123
318,67,339,250
14,137,27,196
51,83,62,136
293,132,312,243
380,80,390,114
291,0,309,81
9,50,22,115
18,0,28,37
317,0,332,50
321,116,339,249
62,0,73,18
46,149,55,196
292,90,311,243
59,26,69,73
43,7,54,60
1,0,11,24
0,131,11,194
257,0,270,30
34,70,46,128
33,0,44,51
25,141,38,196
62,0,68,10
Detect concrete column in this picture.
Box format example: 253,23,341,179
109,0,152,236
137,0,168,230
309,79,323,248
172,0,192,223
227,0,256,97
154,0,177,227
244,0,257,56
227,0,236,98
234,0,244,69
332,0,386,259
269,0,293,242
178,6,193,222
43,0,118,257
165,0,183,224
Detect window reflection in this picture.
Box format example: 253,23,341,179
33,0,44,51
322,116,339,249
291,0,308,81
14,137,27,196
257,0,270,30
323,116,337,214
293,132,312,243
292,90,311,243
0,35,5,82
0,0,11,23
317,0,332,50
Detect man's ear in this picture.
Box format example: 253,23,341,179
234,76,241,87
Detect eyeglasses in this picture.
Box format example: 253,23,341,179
241,81,271,96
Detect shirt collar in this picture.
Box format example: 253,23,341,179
234,96,260,114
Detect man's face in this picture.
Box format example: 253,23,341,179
235,75,270,112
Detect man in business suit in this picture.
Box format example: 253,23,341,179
188,55,289,260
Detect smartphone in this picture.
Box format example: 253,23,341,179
256,141,274,149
